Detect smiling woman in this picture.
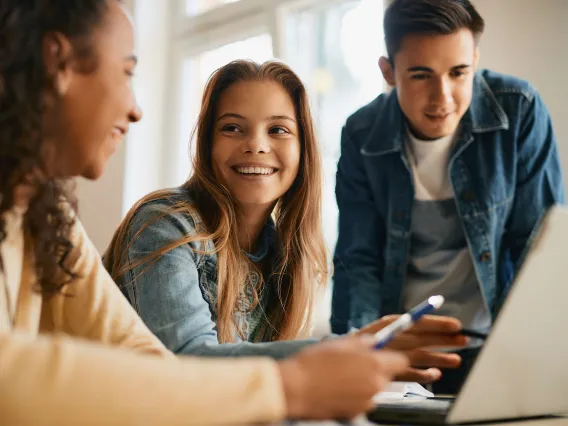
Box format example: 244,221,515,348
104,59,329,356
212,80,301,228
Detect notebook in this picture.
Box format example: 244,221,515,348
373,382,433,402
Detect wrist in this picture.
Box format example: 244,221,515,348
277,358,307,419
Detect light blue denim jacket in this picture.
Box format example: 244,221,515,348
108,188,317,359
331,69,565,334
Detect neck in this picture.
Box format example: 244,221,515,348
236,203,274,253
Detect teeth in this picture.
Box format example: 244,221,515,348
236,167,274,175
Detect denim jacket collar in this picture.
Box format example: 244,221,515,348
244,217,276,263
361,72,510,156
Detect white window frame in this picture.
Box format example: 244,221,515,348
125,0,388,209
159,0,367,187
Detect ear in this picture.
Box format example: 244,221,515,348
43,32,75,96
473,47,480,69
378,56,396,87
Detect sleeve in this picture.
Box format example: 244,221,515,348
118,202,317,359
0,331,285,425
332,126,386,334
504,91,565,266
44,213,170,357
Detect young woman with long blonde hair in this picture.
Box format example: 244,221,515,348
104,60,468,370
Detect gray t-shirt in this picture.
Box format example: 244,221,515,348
403,199,492,338
404,128,491,344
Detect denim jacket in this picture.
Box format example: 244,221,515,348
108,188,316,359
331,69,565,334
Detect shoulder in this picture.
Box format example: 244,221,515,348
479,69,537,103
344,92,391,135
128,188,205,240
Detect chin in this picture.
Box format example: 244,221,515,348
80,164,105,181
234,193,279,208
422,124,459,140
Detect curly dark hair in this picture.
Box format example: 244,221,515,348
0,0,118,293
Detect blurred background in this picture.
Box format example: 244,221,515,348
77,0,568,336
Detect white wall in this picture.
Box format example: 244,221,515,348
76,0,568,253
473,0,568,186
75,144,126,253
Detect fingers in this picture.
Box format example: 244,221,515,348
359,315,463,337
373,349,410,376
395,367,442,384
405,349,462,369
387,332,468,350
406,315,463,333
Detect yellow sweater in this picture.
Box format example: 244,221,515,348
0,208,285,425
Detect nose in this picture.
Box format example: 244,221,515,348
241,133,270,154
128,101,143,123
430,76,453,106
127,88,143,123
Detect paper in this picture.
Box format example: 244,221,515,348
373,381,434,402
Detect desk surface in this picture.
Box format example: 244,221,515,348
269,416,568,426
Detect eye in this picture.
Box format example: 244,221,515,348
269,126,289,135
221,124,242,133
126,69,135,77
450,69,466,78
410,74,429,80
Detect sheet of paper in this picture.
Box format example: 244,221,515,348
372,381,433,402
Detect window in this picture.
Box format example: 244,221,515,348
284,0,384,253
165,0,385,335
282,0,384,334
185,0,242,16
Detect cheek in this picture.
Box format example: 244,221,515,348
455,87,473,112
211,139,231,178
399,85,425,112
282,141,301,175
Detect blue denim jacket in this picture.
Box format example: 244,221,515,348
108,188,316,359
331,69,565,334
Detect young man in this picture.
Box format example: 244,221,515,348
331,0,565,393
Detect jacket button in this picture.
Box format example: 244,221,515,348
480,251,491,262
461,189,476,202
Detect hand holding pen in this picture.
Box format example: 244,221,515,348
357,295,469,383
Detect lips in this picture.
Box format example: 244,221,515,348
231,163,279,176
112,125,127,138
425,112,452,120
235,166,275,175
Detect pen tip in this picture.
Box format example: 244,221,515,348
428,295,445,309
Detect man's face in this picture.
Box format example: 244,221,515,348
380,29,479,140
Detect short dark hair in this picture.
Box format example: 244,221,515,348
384,0,485,61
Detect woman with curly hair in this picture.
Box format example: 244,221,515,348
0,0,419,424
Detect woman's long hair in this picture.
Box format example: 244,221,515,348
105,60,328,342
0,1,114,293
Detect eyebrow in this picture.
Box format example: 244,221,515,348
216,113,296,123
125,54,138,65
407,64,471,72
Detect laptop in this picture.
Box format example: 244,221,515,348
368,205,568,425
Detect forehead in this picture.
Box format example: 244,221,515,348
394,28,476,69
92,1,135,56
217,80,296,117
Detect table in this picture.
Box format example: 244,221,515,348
269,416,568,426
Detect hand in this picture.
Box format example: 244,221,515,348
358,315,469,383
278,336,409,421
